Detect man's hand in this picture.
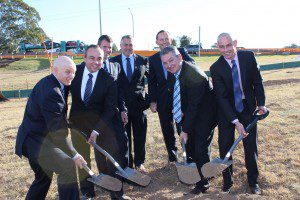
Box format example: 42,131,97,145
121,111,128,125
234,121,248,138
150,102,157,113
258,106,267,115
180,131,188,143
88,130,98,144
73,154,87,169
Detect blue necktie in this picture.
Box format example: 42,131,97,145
103,61,108,72
126,57,132,81
173,73,182,123
231,60,244,112
83,73,93,105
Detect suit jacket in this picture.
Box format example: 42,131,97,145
168,61,217,135
69,63,119,135
210,50,265,124
15,74,73,159
110,54,149,113
148,47,195,113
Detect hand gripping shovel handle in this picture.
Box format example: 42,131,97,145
223,109,269,163
80,132,127,175
82,163,95,177
181,138,188,165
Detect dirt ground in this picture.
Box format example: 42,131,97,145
0,68,299,199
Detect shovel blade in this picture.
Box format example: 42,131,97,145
201,157,233,178
175,162,200,185
87,174,122,192
116,167,151,187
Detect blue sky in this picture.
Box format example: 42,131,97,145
24,0,299,49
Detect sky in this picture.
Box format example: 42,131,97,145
23,0,300,50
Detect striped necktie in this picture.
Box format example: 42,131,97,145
83,73,93,105
231,60,244,112
103,61,108,72
173,73,182,123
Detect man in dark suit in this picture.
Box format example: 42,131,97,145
15,56,87,200
161,46,216,195
210,33,267,194
148,30,195,162
97,34,128,124
110,35,149,172
69,45,130,200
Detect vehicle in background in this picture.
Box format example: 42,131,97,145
66,41,77,48
41,41,60,49
185,44,201,54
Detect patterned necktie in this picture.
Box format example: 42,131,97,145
103,61,108,72
173,73,182,123
231,60,244,112
83,73,93,105
126,57,132,81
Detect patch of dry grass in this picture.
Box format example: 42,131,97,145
0,68,299,199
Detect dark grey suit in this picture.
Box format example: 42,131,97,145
15,74,79,200
210,50,266,187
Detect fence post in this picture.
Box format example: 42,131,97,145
18,90,21,99
23,52,26,59
35,52,37,59
12,52,14,59
26,79,29,90
0,53,2,59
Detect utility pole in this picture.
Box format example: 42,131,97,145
99,0,102,35
128,8,135,38
198,26,201,57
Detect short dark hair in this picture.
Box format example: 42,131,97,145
97,35,113,46
121,35,133,42
160,45,180,57
85,44,100,57
156,30,170,40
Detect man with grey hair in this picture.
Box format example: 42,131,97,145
15,56,86,199
148,30,195,163
210,33,267,194
160,45,216,195
111,35,149,173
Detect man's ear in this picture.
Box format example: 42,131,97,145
233,40,237,48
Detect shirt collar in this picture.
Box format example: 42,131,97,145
224,53,238,68
52,73,64,90
122,53,133,62
174,65,183,78
83,66,99,78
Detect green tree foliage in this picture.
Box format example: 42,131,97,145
0,0,48,52
112,43,119,52
171,39,177,47
179,35,191,47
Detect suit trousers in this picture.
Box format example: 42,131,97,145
93,124,126,199
126,110,147,167
71,129,95,198
157,109,177,161
218,102,259,187
24,137,79,200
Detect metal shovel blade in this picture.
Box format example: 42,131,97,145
116,167,151,187
201,157,233,178
87,174,122,192
175,162,201,185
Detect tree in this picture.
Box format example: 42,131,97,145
171,39,177,47
179,35,191,47
112,43,119,52
211,43,218,49
0,0,48,53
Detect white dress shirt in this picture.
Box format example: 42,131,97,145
103,60,110,74
81,66,99,101
121,53,134,76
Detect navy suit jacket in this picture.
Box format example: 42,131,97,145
110,54,149,113
168,61,217,135
69,63,119,135
210,50,265,125
15,74,72,159
148,47,195,113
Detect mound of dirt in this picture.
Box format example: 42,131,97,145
264,78,300,86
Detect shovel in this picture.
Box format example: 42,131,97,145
173,138,201,185
201,109,269,178
82,163,122,191
81,132,151,187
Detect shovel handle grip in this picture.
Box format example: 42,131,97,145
80,132,127,175
223,109,269,163
82,163,95,177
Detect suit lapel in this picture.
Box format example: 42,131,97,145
220,56,234,91
131,54,140,80
50,74,66,105
76,66,84,102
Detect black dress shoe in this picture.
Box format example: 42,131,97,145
222,182,233,193
184,182,210,195
250,184,262,195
